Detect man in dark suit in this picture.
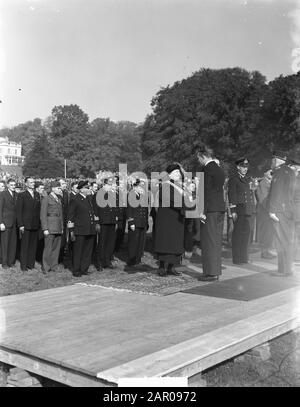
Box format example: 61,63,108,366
197,147,225,281
269,150,299,276
67,180,100,277
228,158,256,265
16,177,41,271
0,180,5,265
96,175,119,269
0,178,17,268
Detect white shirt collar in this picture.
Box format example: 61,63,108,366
204,158,215,166
79,193,86,199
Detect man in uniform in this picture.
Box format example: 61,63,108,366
40,181,63,273
67,180,100,277
269,150,300,276
228,158,256,265
126,179,149,268
69,181,78,203
256,151,287,259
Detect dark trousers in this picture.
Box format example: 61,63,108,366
232,214,252,263
43,234,62,272
115,218,126,252
295,222,300,262
72,235,95,275
97,224,116,267
201,212,224,276
184,218,194,252
128,227,146,265
36,229,44,263
273,214,295,274
1,226,17,266
20,229,39,270
256,205,274,250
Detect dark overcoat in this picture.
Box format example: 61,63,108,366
154,181,185,255
67,194,97,236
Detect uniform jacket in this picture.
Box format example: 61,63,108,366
40,193,64,234
59,190,69,223
0,190,17,227
255,176,271,209
16,189,41,230
228,173,256,216
68,191,77,204
126,190,149,228
96,188,119,225
203,161,226,213
67,193,98,235
268,165,297,219
294,174,300,222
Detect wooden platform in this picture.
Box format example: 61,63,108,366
1,260,300,386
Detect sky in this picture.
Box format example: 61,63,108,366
0,0,300,128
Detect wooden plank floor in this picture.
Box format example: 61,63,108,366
1,260,300,386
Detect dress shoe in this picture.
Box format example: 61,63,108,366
7,263,15,268
158,267,167,277
21,267,28,272
97,266,103,272
198,275,219,282
261,251,277,259
103,262,115,269
167,266,182,276
72,272,81,278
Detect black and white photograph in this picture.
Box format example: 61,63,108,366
1,0,300,392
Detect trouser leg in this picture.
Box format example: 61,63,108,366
80,235,94,274
72,235,85,275
201,212,224,276
43,234,54,272
232,215,250,263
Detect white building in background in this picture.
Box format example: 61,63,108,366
0,136,24,166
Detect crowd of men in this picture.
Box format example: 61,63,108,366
0,145,299,279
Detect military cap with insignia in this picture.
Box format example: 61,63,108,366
272,150,287,161
77,180,89,190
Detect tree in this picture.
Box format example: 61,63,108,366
260,73,300,152
23,132,64,178
142,67,267,173
117,121,142,172
6,118,44,156
49,104,92,177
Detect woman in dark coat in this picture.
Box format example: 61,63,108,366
154,163,186,276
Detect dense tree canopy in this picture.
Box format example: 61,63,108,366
142,67,268,174
22,132,64,178
1,68,299,178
